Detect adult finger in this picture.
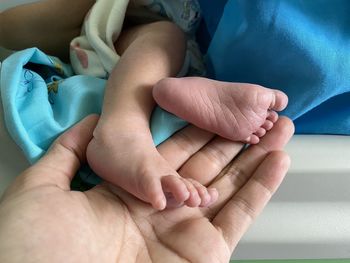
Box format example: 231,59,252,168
212,151,290,250
21,115,99,190
179,136,244,186
157,125,214,170
205,117,294,216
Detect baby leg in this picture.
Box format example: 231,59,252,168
87,22,216,210
153,77,288,144
0,0,94,60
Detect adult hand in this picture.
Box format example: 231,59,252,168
0,115,294,263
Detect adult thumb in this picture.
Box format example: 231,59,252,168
28,115,99,189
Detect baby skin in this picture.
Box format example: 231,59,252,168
86,21,288,210
153,77,288,144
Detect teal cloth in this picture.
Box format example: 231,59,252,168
201,0,350,135
0,48,187,183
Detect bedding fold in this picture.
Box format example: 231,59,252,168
0,48,187,183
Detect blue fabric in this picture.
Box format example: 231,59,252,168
197,0,227,38
204,0,350,135
0,48,187,183
196,0,227,53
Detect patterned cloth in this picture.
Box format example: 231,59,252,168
0,48,186,172
70,0,204,78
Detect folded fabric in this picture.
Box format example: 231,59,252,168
70,0,129,78
70,0,204,78
203,0,350,135
0,48,187,183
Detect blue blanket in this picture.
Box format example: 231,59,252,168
200,0,350,135
0,48,187,183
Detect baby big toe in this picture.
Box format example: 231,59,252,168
161,175,190,207
271,90,288,111
143,177,167,210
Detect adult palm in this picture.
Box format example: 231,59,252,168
0,115,293,263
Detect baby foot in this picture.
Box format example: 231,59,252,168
153,77,288,144
86,122,218,210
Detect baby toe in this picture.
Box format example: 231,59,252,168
262,119,274,131
182,179,201,207
267,110,278,123
254,127,266,138
207,188,219,206
188,179,211,207
161,175,190,206
245,134,260,144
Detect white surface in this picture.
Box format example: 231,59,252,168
233,135,350,260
